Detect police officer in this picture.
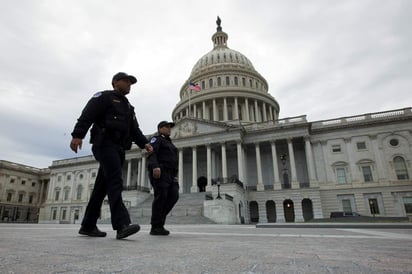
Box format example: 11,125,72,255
148,121,179,235
70,72,153,239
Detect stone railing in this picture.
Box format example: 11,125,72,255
312,108,412,130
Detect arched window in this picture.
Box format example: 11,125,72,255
76,185,83,200
217,77,221,86
209,78,213,88
394,156,409,180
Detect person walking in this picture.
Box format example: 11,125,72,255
70,72,153,239
147,121,179,235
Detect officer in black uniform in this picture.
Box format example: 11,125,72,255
147,121,179,235
70,72,153,239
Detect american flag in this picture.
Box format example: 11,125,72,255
189,82,201,92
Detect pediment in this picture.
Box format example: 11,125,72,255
171,118,235,139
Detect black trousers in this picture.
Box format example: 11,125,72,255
149,169,179,228
81,143,131,230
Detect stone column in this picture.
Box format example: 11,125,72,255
370,134,386,181
137,158,142,189
271,141,281,190
236,141,245,182
244,98,250,121
213,99,218,121
262,103,267,122
202,101,206,119
126,159,132,189
234,97,239,120
254,100,260,122
178,149,184,193
38,180,44,206
221,142,227,182
206,144,212,190
304,136,318,187
269,107,273,121
141,156,147,189
193,104,197,119
345,137,358,183
191,146,198,193
223,98,228,121
287,138,299,189
255,143,264,191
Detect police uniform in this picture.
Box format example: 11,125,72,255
147,124,179,233
71,88,148,232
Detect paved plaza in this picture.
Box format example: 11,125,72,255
1,223,412,273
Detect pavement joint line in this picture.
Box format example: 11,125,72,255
339,228,412,240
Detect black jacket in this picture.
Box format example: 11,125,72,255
71,90,148,149
147,134,178,171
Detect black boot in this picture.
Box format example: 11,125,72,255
116,224,140,239
79,226,107,237
150,226,170,236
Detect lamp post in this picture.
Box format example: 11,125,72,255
216,179,222,200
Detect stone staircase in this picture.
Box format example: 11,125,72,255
128,192,216,224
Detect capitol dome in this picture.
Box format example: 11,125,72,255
172,17,279,125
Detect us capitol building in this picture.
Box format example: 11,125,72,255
18,19,411,224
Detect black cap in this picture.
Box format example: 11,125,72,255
157,121,175,129
112,72,137,85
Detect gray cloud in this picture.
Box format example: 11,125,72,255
1,0,411,168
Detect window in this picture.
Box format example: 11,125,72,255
234,77,238,86
57,176,62,182
368,198,380,215
249,79,253,87
91,172,96,178
389,138,399,147
76,185,83,200
242,78,246,86
55,190,60,201
201,81,205,90
362,166,373,182
217,77,221,86
209,79,213,88
21,180,26,185
7,192,12,202
18,194,24,202
51,208,57,220
66,175,71,181
403,197,412,214
356,142,366,150
61,208,67,220
10,178,15,183
32,182,36,187
394,156,409,180
336,167,347,184
29,195,34,204
79,174,84,180
225,77,230,86
342,199,352,213
64,189,70,201
332,145,341,153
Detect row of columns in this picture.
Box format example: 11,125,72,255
177,96,277,123
124,137,318,193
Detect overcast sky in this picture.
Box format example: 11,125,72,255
1,0,411,168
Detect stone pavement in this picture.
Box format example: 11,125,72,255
1,223,412,274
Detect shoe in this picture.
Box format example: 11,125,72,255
150,227,170,236
116,224,140,239
79,226,107,237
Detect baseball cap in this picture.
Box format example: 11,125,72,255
157,121,175,129
112,72,137,85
